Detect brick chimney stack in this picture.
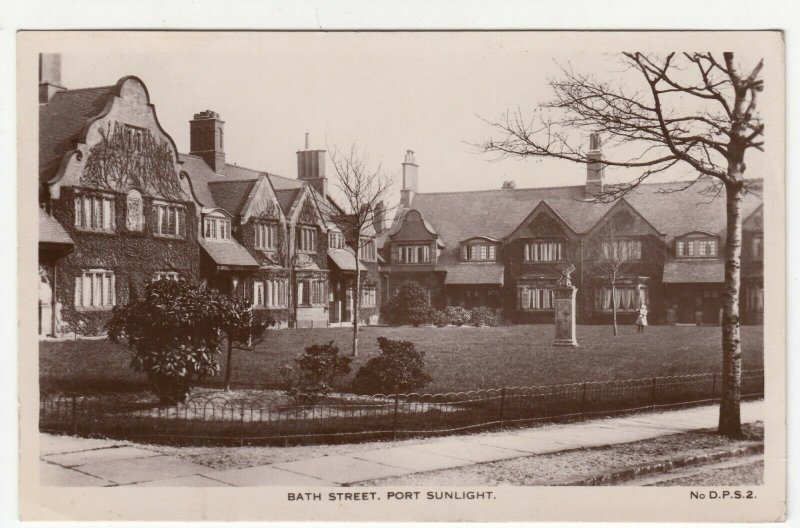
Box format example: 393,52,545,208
400,150,418,207
190,110,226,174
39,53,66,104
586,133,605,198
296,133,327,198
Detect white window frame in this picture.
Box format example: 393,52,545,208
298,227,317,253
255,222,278,250
359,238,376,261
601,239,642,261
398,243,431,264
154,201,185,238
525,240,564,262
676,237,718,258
361,286,377,308
595,285,649,312
74,192,115,232
153,271,179,281
328,231,345,249
74,269,116,309
517,285,555,310
203,216,232,241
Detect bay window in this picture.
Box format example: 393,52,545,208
518,285,555,310
329,231,345,249
253,279,288,308
359,238,377,261
595,285,648,312
298,279,327,306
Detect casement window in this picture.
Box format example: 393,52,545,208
398,244,431,264
595,285,648,312
744,283,764,314
253,279,288,308
74,270,115,309
524,241,563,262
361,286,377,308
329,232,345,249
154,202,185,237
676,237,718,258
74,193,115,231
298,279,327,306
751,235,763,260
601,239,642,261
359,238,377,261
255,222,278,250
297,227,317,252
152,271,179,281
204,217,231,240
462,243,497,261
518,285,555,310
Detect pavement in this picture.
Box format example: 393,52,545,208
39,400,763,487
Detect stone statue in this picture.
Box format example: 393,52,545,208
556,264,576,288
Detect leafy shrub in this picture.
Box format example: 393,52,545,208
380,281,433,326
470,307,498,327
444,306,471,326
107,279,231,403
431,309,449,327
351,337,433,395
294,341,352,393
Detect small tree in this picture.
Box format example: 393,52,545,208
380,281,433,326
318,144,395,357
220,298,272,391
294,341,353,393
352,337,433,395
587,217,637,336
107,280,231,403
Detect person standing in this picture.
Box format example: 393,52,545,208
636,303,648,334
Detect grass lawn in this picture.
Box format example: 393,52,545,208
39,325,764,394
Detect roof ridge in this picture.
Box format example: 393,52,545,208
55,85,115,94
207,178,260,184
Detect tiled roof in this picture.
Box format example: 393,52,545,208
39,209,74,245
663,258,724,283
39,86,115,181
207,179,258,215
443,263,505,285
200,239,259,268
274,188,303,215
327,248,368,272
404,180,763,269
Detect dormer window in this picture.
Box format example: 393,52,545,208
525,240,563,262
359,237,377,261
204,216,231,240
462,242,497,261
398,244,430,264
676,233,718,258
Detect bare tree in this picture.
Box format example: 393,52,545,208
588,219,638,337
481,52,763,437
318,145,395,357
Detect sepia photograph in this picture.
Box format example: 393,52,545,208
17,29,786,522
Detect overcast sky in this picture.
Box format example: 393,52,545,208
56,33,772,203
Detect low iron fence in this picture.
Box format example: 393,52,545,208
40,369,764,446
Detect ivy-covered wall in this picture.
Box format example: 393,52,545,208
50,185,200,335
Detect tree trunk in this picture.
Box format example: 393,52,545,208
224,338,233,391
611,283,618,336
719,180,744,437
353,256,360,357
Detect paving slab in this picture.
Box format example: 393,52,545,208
415,440,528,463
40,461,115,487
75,455,212,485
40,434,128,456
44,446,162,467
473,434,579,454
273,455,410,484
353,446,472,472
205,465,335,487
135,474,234,487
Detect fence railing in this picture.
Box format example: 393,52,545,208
39,369,764,447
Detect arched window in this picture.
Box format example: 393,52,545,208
126,189,143,231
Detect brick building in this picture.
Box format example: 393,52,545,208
380,143,764,326
38,56,381,336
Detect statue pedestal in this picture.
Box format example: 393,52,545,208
553,286,578,347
